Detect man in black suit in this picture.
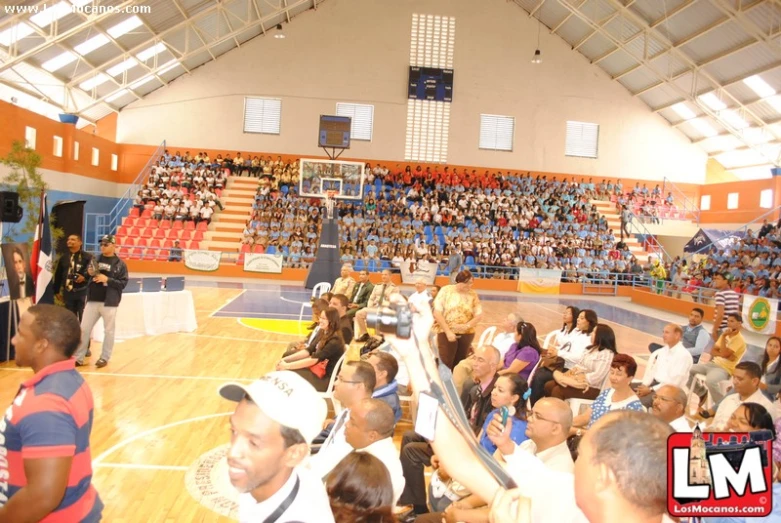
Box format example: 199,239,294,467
346,269,374,319
53,234,93,322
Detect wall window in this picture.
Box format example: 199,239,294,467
24,126,36,149
727,192,739,210
53,135,63,157
700,195,711,211
404,99,450,163
565,121,599,159
91,147,99,166
111,153,118,171
243,97,281,135
336,103,374,141
760,189,773,209
479,114,514,151
73,141,80,160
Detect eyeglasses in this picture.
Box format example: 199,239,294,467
652,394,681,405
528,410,561,425
336,376,362,384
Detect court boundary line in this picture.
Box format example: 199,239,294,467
180,332,297,342
93,412,232,464
209,289,247,318
94,463,189,471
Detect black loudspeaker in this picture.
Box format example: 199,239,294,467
0,192,23,223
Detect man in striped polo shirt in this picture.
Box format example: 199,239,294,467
0,304,103,522
712,271,740,341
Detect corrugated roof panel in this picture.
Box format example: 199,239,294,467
13,35,48,56
679,21,753,64
578,33,615,62
704,44,779,84
603,15,641,43
678,115,725,140
145,0,186,33
599,49,640,77
181,49,212,71
512,0,540,12
621,33,646,61
210,39,238,60
112,25,154,51
235,26,263,46
194,12,220,41
658,105,689,122
106,89,136,108
744,1,781,37
637,83,684,108
654,1,724,44
726,81,763,105
225,0,252,23
180,0,215,17
556,16,592,47
538,0,570,29
650,52,690,78
163,28,187,54
627,0,692,25
697,134,744,153
618,65,662,93
749,99,781,121
744,66,781,94
80,44,123,69
578,0,617,22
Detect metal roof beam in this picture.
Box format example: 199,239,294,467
708,141,781,156
550,0,588,33
0,77,96,124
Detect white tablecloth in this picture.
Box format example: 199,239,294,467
91,290,198,342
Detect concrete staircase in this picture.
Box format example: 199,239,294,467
591,200,654,263
202,176,259,253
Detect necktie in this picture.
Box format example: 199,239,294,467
379,284,387,304
353,283,363,303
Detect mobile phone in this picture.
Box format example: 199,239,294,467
500,406,510,426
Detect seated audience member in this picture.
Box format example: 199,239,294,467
545,323,616,401
725,402,776,435
498,321,542,382
432,269,483,370
416,374,530,522
489,411,672,523
571,354,644,436
397,346,500,519
760,336,781,401
453,312,520,395
218,371,334,523
649,307,710,362
278,307,345,392
326,452,396,523
542,305,579,353
709,362,779,430
332,264,356,298
367,351,402,423
634,323,693,408
329,294,354,344
282,298,329,357
688,313,747,404
355,270,397,342
168,240,183,262
308,361,375,477
346,270,374,319
343,399,405,504
531,309,597,406
650,385,691,432
407,279,432,312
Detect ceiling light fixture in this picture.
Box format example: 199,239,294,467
531,13,542,64
274,23,285,39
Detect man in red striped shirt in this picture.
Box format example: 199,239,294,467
0,304,103,522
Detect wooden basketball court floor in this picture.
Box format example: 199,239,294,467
0,281,759,522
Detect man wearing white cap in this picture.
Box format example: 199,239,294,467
219,371,334,523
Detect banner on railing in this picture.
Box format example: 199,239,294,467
742,295,777,335
244,253,284,274
399,260,437,285
184,250,221,272
517,268,562,295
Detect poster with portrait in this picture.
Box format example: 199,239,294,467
2,243,34,301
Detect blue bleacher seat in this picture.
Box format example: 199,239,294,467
354,259,365,272
266,245,277,255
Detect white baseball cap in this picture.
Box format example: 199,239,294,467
219,371,327,444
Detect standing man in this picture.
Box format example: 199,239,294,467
218,371,333,522
447,246,463,284
711,272,740,341
53,234,92,322
74,235,128,368
0,304,103,521
619,205,632,240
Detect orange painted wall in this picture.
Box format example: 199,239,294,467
0,100,122,184
699,178,780,224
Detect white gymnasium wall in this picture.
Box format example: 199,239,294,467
116,0,706,183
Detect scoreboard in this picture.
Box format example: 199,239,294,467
318,115,351,149
408,66,454,102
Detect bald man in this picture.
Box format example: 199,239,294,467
634,323,692,408
453,313,520,396
344,399,405,504
650,384,691,432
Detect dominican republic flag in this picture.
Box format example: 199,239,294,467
31,192,54,304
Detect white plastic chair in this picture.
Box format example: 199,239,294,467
319,350,347,414
477,326,497,348
298,282,332,333
567,398,595,418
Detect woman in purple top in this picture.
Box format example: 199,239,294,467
498,321,542,381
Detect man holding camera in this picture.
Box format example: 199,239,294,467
355,269,397,342
53,234,92,322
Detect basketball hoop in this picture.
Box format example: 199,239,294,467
324,190,338,220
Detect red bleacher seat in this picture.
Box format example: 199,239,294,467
156,249,169,261
129,207,140,218
172,220,183,230
137,218,149,228
154,228,166,239
136,238,149,248
130,247,144,260
117,226,129,237
192,231,204,242
141,209,152,218
163,239,174,248
180,230,192,241
188,241,200,250
129,227,141,237
141,228,152,238
252,245,265,254
115,236,126,247
160,220,171,229
123,216,136,227
150,239,161,248
148,219,159,228
196,221,208,232
184,221,195,231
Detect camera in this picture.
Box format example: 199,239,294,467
365,302,413,339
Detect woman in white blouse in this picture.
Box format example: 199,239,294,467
544,324,617,401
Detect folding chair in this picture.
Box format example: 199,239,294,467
298,282,332,334
477,326,497,348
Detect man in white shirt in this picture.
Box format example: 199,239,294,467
308,361,375,478
634,323,693,408
650,384,691,432
344,399,405,504
710,361,780,430
218,371,334,523
407,279,432,313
